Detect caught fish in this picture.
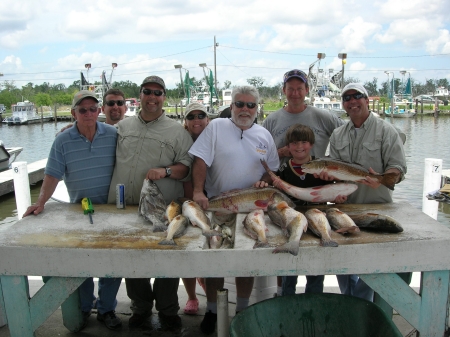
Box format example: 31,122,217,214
326,208,360,234
158,215,189,246
305,208,338,247
182,200,222,237
348,213,403,233
138,179,167,232
208,187,295,214
301,158,400,191
268,202,308,256
209,225,224,249
243,209,270,249
260,159,358,203
165,201,181,223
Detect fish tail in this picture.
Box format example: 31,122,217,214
272,241,299,256
321,238,339,247
158,239,176,246
253,241,271,249
153,224,168,232
380,172,399,191
202,229,223,237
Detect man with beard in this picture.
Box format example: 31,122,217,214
189,85,279,334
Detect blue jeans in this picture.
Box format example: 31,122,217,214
282,275,325,296
336,275,374,302
79,277,122,314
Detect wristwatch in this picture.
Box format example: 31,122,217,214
165,167,172,177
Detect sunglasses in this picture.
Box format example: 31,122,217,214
142,88,164,96
233,101,257,109
343,93,367,102
77,106,99,114
284,69,307,81
186,113,207,120
105,100,125,107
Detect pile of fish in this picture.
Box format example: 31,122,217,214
241,203,404,256
260,159,358,202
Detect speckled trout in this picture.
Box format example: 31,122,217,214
207,187,295,214
305,208,338,247
326,208,360,234
301,158,400,191
268,201,308,256
260,159,358,202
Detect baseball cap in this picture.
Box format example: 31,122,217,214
185,102,208,116
283,69,308,84
72,90,99,109
341,83,369,97
140,75,166,92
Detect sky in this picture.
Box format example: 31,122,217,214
1,0,450,92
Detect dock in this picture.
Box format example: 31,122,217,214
0,159,46,197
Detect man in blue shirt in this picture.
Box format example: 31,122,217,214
23,90,122,331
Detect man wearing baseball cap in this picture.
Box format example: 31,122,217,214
108,75,193,331
24,90,121,330
263,69,344,165
318,82,407,302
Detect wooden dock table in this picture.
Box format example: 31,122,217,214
0,202,449,336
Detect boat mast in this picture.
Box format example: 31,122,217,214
214,36,219,98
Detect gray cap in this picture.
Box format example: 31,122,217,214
140,75,166,92
72,90,99,109
341,83,369,97
185,102,208,117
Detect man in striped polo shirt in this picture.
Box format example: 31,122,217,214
23,90,122,331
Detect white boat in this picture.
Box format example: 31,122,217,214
311,96,346,118
385,104,416,118
0,141,23,172
2,101,52,125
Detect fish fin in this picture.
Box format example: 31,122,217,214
253,241,271,249
380,172,399,191
153,224,168,232
272,241,299,256
202,229,223,237
320,239,339,247
158,239,176,246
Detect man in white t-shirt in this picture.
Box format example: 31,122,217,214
189,85,279,335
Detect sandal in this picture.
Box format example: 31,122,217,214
184,299,199,315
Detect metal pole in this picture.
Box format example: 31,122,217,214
214,36,218,96
217,288,229,337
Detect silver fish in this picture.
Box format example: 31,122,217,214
348,213,403,233
268,201,308,256
243,209,270,249
207,187,295,214
182,200,222,237
326,208,360,234
260,159,358,202
305,208,338,247
158,214,189,246
138,179,167,232
209,225,224,249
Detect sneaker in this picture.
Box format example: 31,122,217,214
158,312,182,331
128,313,150,330
200,310,217,335
97,310,122,330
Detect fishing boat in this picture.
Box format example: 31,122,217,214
1,101,52,125
0,141,23,172
385,77,416,118
311,96,346,118
384,105,416,118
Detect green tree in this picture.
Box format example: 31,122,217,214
247,76,265,88
34,93,52,107
364,77,378,96
222,80,231,90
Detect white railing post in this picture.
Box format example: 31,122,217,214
422,158,443,220
217,288,229,337
12,162,31,220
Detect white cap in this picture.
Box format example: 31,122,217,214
185,102,208,116
341,83,368,98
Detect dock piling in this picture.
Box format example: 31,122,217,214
12,162,31,220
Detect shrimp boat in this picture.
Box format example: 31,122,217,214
385,77,416,118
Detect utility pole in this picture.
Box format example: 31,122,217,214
214,36,218,96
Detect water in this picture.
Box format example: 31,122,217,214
1,116,450,226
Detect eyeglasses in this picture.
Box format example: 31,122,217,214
284,69,307,82
233,101,257,109
186,113,207,120
76,106,99,114
105,100,125,107
342,93,367,102
142,89,164,96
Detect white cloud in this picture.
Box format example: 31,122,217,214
335,17,381,54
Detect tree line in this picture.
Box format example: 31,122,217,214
0,76,449,109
